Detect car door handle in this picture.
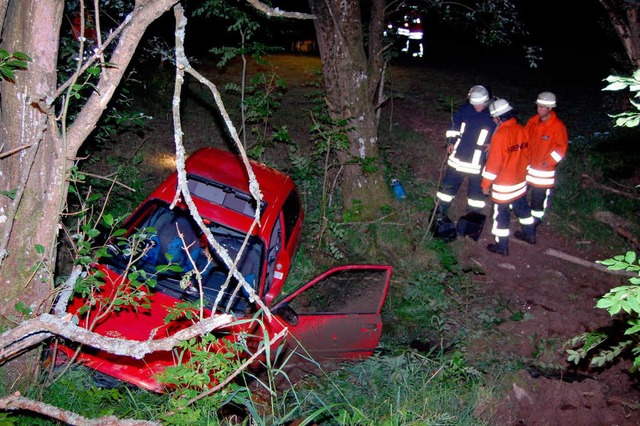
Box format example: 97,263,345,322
361,324,379,332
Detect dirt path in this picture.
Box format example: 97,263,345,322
392,84,640,424
457,218,639,425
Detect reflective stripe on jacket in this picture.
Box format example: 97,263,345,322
446,103,496,175
481,118,530,204
524,110,568,188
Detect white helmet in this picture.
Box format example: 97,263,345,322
536,92,557,108
468,85,490,105
489,98,513,117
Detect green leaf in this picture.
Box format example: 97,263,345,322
628,294,640,314
12,51,31,61
0,189,17,200
0,67,15,81
595,298,615,309
113,229,127,237
5,60,27,69
87,66,101,76
602,81,629,91
35,244,45,255
608,262,631,271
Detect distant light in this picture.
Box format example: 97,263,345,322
157,154,176,171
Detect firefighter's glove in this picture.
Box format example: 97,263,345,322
446,144,455,155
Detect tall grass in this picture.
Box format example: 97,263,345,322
284,351,488,425
25,56,640,425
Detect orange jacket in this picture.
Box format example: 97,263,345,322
481,118,530,204
524,110,568,188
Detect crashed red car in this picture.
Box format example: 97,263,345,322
58,147,392,392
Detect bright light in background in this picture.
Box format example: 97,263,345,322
156,153,176,171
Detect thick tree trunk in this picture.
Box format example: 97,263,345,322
599,0,640,68
0,0,65,391
0,0,179,391
0,0,65,318
308,0,393,219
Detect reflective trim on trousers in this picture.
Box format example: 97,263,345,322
491,204,510,239
531,210,544,219
518,216,535,225
468,198,486,209
436,191,454,202
530,187,551,219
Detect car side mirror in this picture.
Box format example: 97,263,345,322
273,303,299,326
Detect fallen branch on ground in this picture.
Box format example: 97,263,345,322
593,210,640,250
544,248,637,278
0,393,160,426
581,174,640,200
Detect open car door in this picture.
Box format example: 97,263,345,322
269,265,392,361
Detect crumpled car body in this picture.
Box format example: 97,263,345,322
58,147,392,392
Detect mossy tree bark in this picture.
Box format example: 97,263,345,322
307,0,393,219
0,0,180,390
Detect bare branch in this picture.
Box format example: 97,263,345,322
0,144,32,159
0,394,160,426
0,313,233,363
544,248,638,278
66,0,181,154
245,0,314,19
171,5,270,317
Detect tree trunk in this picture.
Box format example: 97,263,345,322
308,0,393,219
0,0,179,391
0,0,65,319
599,0,640,68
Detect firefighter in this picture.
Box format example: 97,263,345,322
481,99,536,256
435,85,496,221
524,92,568,228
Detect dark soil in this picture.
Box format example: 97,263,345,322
111,52,640,424
387,56,640,424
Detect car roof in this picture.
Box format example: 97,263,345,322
146,147,297,238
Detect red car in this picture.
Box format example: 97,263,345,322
59,147,392,392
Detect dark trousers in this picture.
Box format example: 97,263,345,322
437,167,486,214
491,195,536,249
530,186,551,221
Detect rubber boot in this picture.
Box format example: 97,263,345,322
514,225,536,245
487,237,509,256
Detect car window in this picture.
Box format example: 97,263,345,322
187,175,266,218
109,202,264,314
264,213,283,295
281,190,301,246
284,267,390,314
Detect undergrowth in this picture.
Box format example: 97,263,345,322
24,55,640,425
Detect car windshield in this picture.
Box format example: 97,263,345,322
106,202,264,315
